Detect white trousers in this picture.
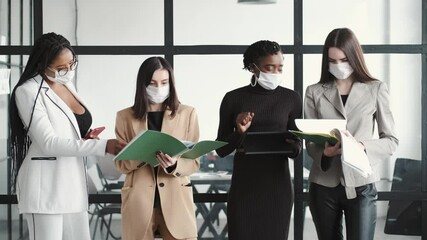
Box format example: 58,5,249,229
24,211,91,240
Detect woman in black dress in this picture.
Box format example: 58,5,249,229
216,40,302,240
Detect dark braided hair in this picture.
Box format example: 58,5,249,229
243,40,282,71
9,32,76,192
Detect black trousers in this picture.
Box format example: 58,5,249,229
309,182,377,240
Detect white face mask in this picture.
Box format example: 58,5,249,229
329,62,354,80
252,65,282,90
46,69,75,84
146,84,170,104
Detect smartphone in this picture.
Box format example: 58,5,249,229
84,126,105,139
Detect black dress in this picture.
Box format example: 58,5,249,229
216,84,302,240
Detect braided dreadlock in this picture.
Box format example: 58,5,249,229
243,40,282,71
9,32,76,192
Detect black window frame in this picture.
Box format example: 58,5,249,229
1,0,427,239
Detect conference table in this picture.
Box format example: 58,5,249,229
190,164,310,239
191,171,231,239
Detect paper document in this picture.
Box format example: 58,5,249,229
290,119,347,145
114,130,227,166
338,129,372,178
295,119,346,133
292,119,371,178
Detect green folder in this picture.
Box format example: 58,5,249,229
289,130,338,145
114,130,228,166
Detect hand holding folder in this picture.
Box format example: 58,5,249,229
289,119,347,145
113,130,227,166
292,119,372,178
289,130,339,145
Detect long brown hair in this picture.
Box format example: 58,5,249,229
132,57,179,120
319,28,376,84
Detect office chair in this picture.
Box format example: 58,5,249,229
88,155,123,240
384,158,421,236
96,154,124,192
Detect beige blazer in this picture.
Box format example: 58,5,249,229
304,80,398,191
115,105,200,240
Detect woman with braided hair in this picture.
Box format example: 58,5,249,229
216,40,302,240
9,32,125,240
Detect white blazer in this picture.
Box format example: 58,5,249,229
15,75,107,214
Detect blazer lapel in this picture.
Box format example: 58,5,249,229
41,78,81,138
161,108,177,136
345,82,368,116
323,81,346,118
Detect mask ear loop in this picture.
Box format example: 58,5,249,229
250,64,259,87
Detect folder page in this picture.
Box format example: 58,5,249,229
114,130,227,166
114,130,187,166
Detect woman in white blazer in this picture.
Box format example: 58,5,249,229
9,32,125,240
304,28,398,240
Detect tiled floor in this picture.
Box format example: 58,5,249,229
1,217,421,240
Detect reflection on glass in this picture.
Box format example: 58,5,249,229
174,0,293,45
303,0,421,44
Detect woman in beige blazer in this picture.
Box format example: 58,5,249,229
304,28,398,240
115,57,199,240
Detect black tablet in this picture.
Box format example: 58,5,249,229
241,131,296,155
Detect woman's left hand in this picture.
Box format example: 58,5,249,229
156,151,178,169
341,130,365,151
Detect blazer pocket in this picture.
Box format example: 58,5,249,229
31,157,57,161
121,186,132,210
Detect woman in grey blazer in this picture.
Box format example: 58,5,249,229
304,28,398,240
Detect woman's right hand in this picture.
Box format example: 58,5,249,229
106,139,127,155
323,141,341,157
235,112,254,134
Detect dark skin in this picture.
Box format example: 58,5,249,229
44,49,126,155
235,52,283,134
236,52,297,146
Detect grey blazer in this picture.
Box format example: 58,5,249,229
304,80,398,192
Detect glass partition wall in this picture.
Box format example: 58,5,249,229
0,0,426,239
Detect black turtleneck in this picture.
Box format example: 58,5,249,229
215,83,303,239
216,84,302,157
